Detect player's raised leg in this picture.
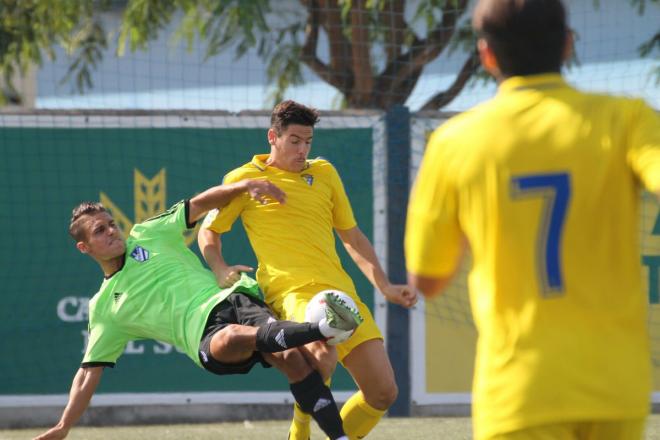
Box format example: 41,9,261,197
323,292,364,332
289,292,394,440
201,294,354,440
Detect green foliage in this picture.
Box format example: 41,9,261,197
175,0,271,61
638,30,659,85
0,0,117,103
0,0,657,108
61,18,108,92
118,0,178,55
265,29,304,104
628,0,659,14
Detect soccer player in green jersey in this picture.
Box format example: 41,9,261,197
406,0,660,439
34,178,362,440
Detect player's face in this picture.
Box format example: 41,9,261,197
269,124,313,172
79,212,126,260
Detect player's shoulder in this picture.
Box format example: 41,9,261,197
306,157,342,180
307,157,337,173
427,103,491,152
567,90,657,132
129,202,185,238
223,161,263,183
576,88,650,110
437,108,481,136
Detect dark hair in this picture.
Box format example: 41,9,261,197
472,0,568,77
270,100,320,136
69,202,107,241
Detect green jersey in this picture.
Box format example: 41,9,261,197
82,200,261,368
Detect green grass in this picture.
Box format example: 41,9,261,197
5,415,660,439
3,417,469,440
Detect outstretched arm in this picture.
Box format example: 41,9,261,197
33,366,103,440
406,239,468,299
188,179,286,225
336,226,417,308
198,228,253,288
406,273,454,299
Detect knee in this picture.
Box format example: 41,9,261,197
211,324,238,351
313,349,337,380
298,341,337,380
210,324,247,358
223,324,244,336
365,380,398,410
270,349,312,382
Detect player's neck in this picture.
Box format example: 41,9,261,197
100,253,126,278
265,155,302,173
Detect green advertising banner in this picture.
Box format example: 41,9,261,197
0,123,373,397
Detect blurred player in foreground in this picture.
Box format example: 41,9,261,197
405,0,660,439
34,178,362,440
199,100,417,439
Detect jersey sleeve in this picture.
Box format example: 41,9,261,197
627,100,660,192
405,129,464,277
81,320,129,367
328,164,358,230
130,200,193,241
201,171,249,234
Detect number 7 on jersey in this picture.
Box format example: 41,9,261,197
511,172,571,296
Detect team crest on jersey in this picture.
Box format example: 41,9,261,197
301,174,314,186
130,246,150,262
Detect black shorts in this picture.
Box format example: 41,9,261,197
198,292,276,375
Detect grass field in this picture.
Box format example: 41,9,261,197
4,415,660,440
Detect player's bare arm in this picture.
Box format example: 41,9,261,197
406,273,453,299
33,367,103,440
336,226,417,308
195,179,285,288
198,228,253,288
407,238,468,299
188,178,286,225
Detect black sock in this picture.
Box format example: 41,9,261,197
255,321,323,353
289,371,345,440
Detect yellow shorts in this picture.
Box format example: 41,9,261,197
485,418,646,440
267,283,383,361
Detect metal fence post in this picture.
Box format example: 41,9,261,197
384,104,411,416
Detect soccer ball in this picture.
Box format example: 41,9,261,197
305,289,358,345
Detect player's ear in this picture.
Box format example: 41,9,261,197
76,241,90,254
562,29,574,64
267,128,277,147
477,38,500,79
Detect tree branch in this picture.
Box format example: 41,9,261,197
350,0,373,105
299,0,349,92
376,0,469,95
419,49,480,111
380,0,406,65
319,0,353,79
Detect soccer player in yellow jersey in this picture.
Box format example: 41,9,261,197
199,100,417,439
406,1,660,439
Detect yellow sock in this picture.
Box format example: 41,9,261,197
340,391,386,439
288,402,312,440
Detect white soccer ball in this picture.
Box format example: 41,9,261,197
305,289,359,345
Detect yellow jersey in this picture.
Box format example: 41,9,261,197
203,154,357,301
406,74,660,439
